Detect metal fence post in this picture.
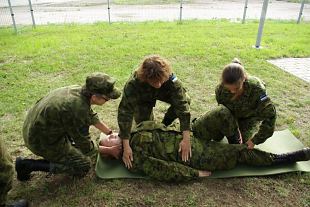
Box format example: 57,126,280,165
108,0,111,24
242,0,249,24
28,0,36,28
179,0,183,22
297,0,305,24
7,0,17,33
255,0,269,48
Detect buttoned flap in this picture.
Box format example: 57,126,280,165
137,131,153,143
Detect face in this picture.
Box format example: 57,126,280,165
99,134,122,159
147,78,168,89
91,95,109,105
224,79,245,94
100,134,122,147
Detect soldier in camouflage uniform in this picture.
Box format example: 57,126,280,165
214,58,276,148
99,121,310,182
15,73,121,181
1,139,28,207
118,55,192,169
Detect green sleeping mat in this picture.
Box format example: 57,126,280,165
95,129,310,179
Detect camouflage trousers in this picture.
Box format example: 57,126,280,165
134,94,191,126
25,135,97,177
193,141,273,171
0,139,13,205
192,105,259,143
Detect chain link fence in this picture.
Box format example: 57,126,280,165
0,0,309,32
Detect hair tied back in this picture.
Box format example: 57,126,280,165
232,58,242,65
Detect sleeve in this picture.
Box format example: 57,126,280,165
117,82,137,139
139,156,199,182
90,108,100,125
170,80,191,132
215,84,223,104
61,107,94,154
251,89,277,145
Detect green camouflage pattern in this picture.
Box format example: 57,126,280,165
215,76,277,144
129,121,274,182
0,139,13,205
23,85,99,176
118,72,191,139
192,105,239,142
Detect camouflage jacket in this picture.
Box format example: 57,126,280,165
215,76,276,144
23,85,100,153
129,121,200,182
118,72,191,139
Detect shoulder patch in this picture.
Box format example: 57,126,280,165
260,93,268,102
169,73,178,82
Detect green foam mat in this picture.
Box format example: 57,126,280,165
95,129,310,179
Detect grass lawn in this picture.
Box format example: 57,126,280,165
0,20,310,206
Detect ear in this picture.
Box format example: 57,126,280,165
90,94,97,103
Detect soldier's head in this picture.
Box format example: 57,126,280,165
82,72,121,105
221,58,248,94
136,55,172,88
99,133,122,159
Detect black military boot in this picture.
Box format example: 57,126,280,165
15,157,50,181
226,133,242,144
272,148,310,165
6,199,29,207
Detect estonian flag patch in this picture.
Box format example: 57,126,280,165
260,93,268,101
170,73,178,82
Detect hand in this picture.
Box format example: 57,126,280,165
110,144,122,159
179,131,192,162
246,139,255,149
198,170,211,177
238,128,243,144
122,140,133,169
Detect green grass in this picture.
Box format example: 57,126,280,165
286,0,310,4
0,20,310,206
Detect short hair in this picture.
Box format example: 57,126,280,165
136,55,172,83
221,58,247,85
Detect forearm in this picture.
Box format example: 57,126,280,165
252,119,275,144
94,122,112,135
182,130,190,140
179,113,191,132
252,106,276,145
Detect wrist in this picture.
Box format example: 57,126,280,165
106,129,113,135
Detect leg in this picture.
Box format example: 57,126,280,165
49,145,92,177
195,141,243,171
0,140,13,206
69,126,98,160
192,105,239,142
238,148,273,166
16,142,91,180
134,102,155,124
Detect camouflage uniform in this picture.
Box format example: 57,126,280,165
192,105,239,142
23,85,100,176
0,139,14,206
118,72,191,139
215,76,276,144
129,121,274,182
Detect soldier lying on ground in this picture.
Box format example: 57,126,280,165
98,121,309,182
15,73,121,181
